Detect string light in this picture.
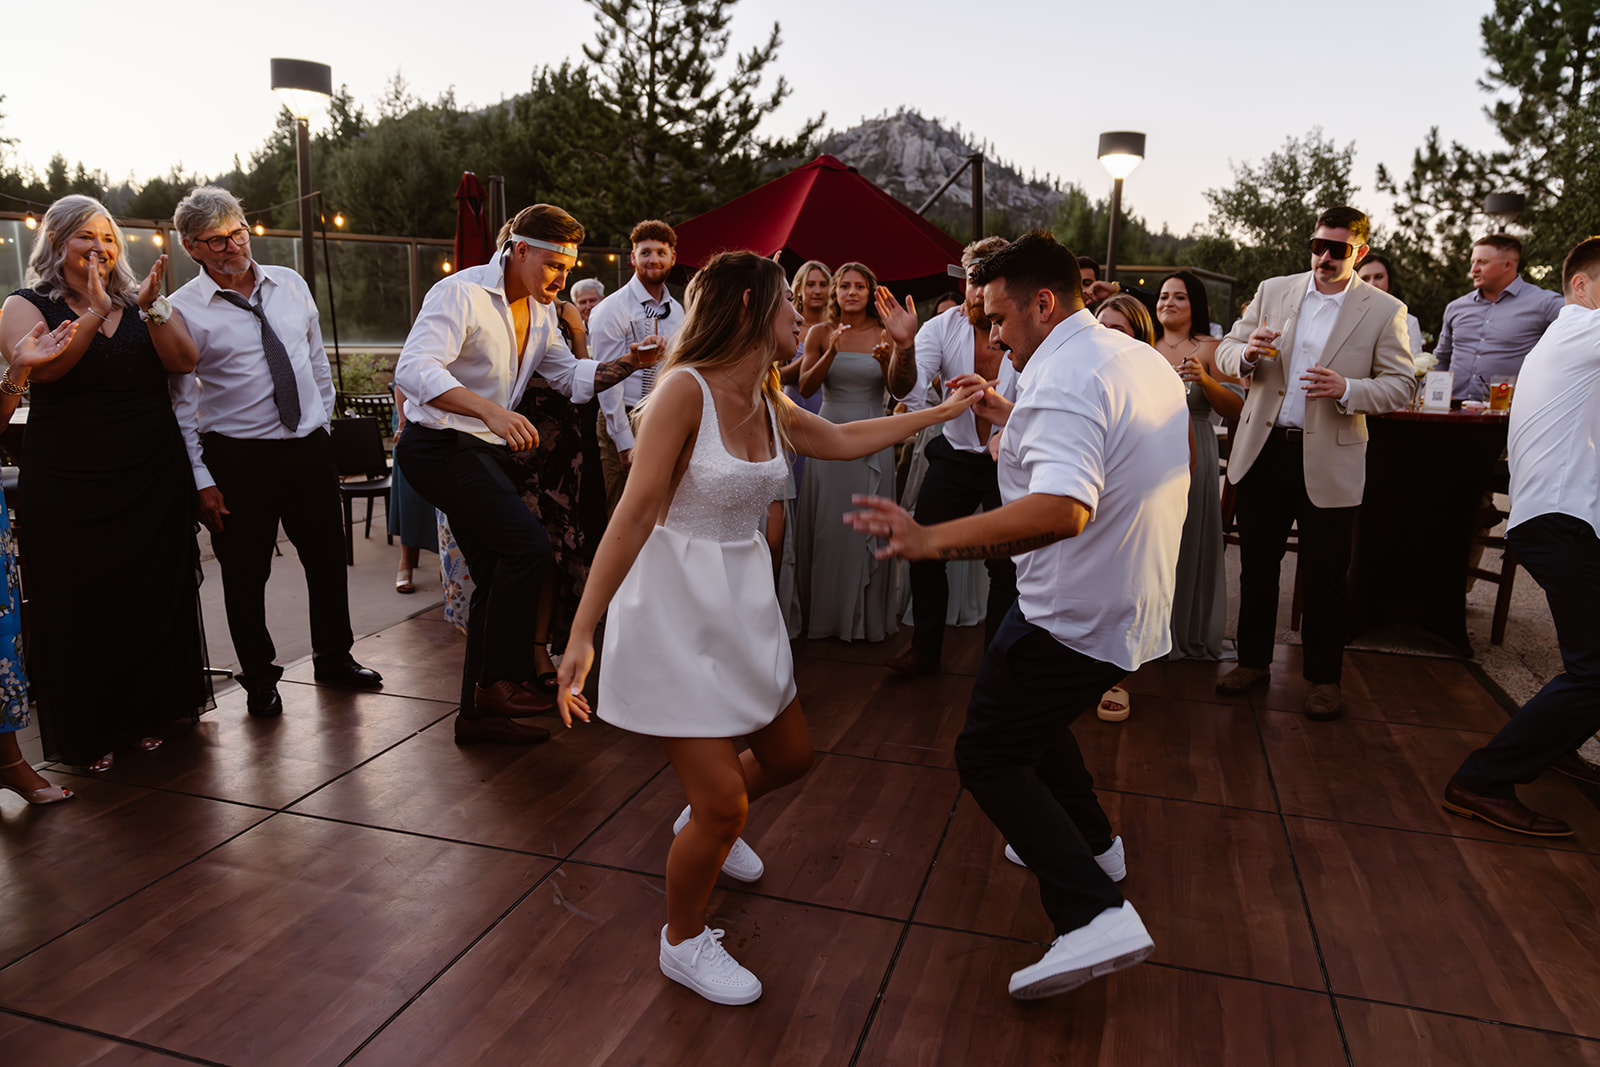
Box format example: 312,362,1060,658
152,233,164,247
441,259,452,273
127,233,140,242
24,213,37,230
333,213,345,228
254,221,266,236
608,254,616,262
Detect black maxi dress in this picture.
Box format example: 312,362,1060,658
13,289,207,764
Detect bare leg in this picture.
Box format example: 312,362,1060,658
660,698,814,944
0,732,53,794
533,568,558,678
660,736,748,945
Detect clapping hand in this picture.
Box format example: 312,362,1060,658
825,323,852,356
874,286,919,347
84,251,114,325
138,255,168,314
8,319,77,370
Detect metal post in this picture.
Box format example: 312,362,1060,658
294,117,317,299
1105,176,1125,284
970,153,985,240
407,240,420,322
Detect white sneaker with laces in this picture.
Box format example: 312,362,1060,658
673,804,764,882
1008,901,1154,1000
1004,835,1126,882
659,925,763,1005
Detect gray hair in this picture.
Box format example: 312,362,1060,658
26,195,138,307
571,277,606,300
173,185,246,248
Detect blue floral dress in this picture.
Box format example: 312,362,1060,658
0,494,29,733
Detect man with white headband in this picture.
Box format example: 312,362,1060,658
395,204,641,744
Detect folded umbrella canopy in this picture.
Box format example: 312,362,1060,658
453,171,493,270
673,155,964,294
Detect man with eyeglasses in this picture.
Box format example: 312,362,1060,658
1213,206,1415,721
168,186,382,718
589,219,682,515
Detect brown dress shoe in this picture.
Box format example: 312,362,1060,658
1304,683,1342,722
1215,665,1270,696
1552,753,1600,787
453,714,551,746
1442,780,1573,837
886,649,940,676
474,680,555,717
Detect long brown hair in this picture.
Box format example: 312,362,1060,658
826,261,882,325
652,250,793,451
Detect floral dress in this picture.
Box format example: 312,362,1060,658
0,495,28,733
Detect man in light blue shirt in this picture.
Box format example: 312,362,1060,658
1435,234,1563,400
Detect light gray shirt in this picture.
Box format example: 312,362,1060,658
1436,275,1563,400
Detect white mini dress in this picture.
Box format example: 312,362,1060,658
599,369,797,738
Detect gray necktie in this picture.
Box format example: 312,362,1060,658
218,290,301,431
639,302,670,398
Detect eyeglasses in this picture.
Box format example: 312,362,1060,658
194,228,250,253
1309,238,1359,260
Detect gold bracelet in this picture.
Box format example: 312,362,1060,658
0,371,27,396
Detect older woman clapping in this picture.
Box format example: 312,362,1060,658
0,195,207,771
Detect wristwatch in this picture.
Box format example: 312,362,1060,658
141,294,172,327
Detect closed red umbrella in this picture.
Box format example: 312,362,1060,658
673,155,963,292
453,171,493,270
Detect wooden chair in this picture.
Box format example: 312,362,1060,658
1468,496,1519,646
329,417,392,565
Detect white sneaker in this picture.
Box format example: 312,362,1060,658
673,804,764,882
659,925,763,1005
1004,835,1126,882
1008,901,1154,1000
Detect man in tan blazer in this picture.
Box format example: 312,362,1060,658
1213,206,1415,720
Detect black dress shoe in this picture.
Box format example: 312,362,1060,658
246,686,283,717
313,660,384,689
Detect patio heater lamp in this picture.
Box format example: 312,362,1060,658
1098,131,1146,285
270,58,333,299
1483,192,1525,234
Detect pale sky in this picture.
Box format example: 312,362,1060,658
1,0,1506,238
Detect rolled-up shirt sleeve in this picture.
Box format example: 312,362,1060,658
1014,382,1106,515
394,280,473,412
589,298,635,450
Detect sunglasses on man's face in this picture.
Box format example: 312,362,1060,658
1309,238,1359,260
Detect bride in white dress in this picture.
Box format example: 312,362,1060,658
557,251,981,1006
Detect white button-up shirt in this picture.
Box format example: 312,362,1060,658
1508,302,1600,536
897,306,1019,452
998,311,1190,671
589,273,682,452
1276,276,1349,429
167,261,335,491
394,256,599,444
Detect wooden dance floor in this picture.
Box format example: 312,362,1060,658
4,608,1600,1065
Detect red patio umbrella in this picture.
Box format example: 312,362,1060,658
673,155,963,294
453,172,493,270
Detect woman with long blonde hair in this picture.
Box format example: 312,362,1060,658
557,251,980,1006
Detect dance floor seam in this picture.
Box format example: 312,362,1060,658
5,624,1599,1066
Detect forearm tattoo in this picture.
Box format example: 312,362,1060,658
937,532,1063,560
593,358,637,392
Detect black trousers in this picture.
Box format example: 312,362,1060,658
201,429,353,691
396,425,551,716
1234,433,1356,683
908,435,1018,660
955,602,1126,935
1454,513,1600,797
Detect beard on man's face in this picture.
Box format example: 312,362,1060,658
964,299,991,330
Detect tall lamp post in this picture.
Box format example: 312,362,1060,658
1097,131,1146,284
270,58,332,299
